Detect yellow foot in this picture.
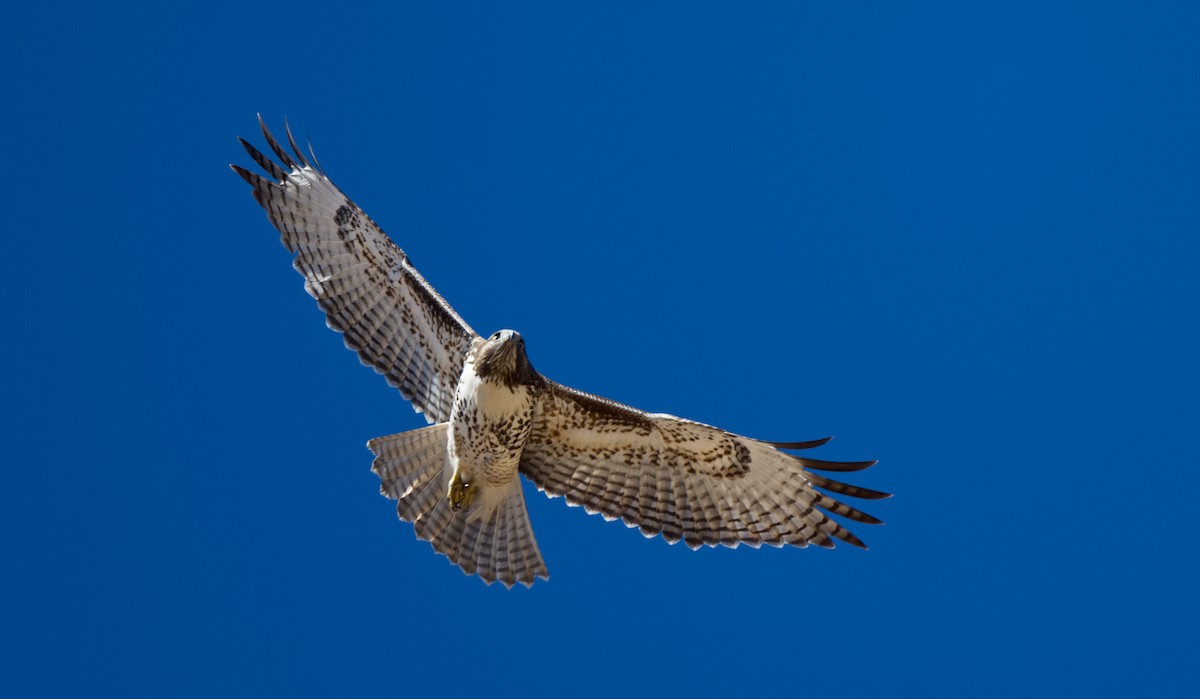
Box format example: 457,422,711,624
448,472,477,511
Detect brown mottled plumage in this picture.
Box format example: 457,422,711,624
233,117,889,588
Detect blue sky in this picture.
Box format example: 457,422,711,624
3,1,1197,696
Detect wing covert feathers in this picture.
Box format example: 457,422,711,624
520,380,888,552
369,426,549,588
233,117,479,423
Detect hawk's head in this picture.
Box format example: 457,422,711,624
474,329,538,387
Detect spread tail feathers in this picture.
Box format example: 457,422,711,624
368,425,550,588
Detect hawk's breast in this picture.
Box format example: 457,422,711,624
449,359,538,487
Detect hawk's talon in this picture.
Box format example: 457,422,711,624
448,472,476,511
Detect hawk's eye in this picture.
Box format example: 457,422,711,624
491,332,501,339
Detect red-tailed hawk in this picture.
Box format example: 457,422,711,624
232,117,889,588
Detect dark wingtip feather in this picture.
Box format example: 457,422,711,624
847,510,884,526
238,137,288,181
825,520,870,549
284,118,311,168
769,436,833,450
814,493,884,525
798,458,879,473
230,163,264,187
258,114,297,170
230,164,275,209
808,473,892,501
306,134,325,175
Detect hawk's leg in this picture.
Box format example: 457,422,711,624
448,470,477,511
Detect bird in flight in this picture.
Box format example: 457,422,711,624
232,117,889,588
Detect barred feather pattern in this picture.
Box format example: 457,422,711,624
369,426,549,588
519,381,889,550
232,118,478,423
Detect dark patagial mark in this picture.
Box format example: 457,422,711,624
552,384,656,433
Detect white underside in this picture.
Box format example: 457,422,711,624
447,360,536,523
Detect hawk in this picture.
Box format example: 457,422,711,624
232,117,889,588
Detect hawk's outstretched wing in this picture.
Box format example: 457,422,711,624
232,118,478,423
520,380,889,549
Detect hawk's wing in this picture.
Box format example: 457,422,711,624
520,380,889,549
232,118,478,423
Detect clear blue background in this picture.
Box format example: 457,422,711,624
3,2,1197,696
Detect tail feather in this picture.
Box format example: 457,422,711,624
371,425,447,501
452,482,549,588
368,426,549,588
